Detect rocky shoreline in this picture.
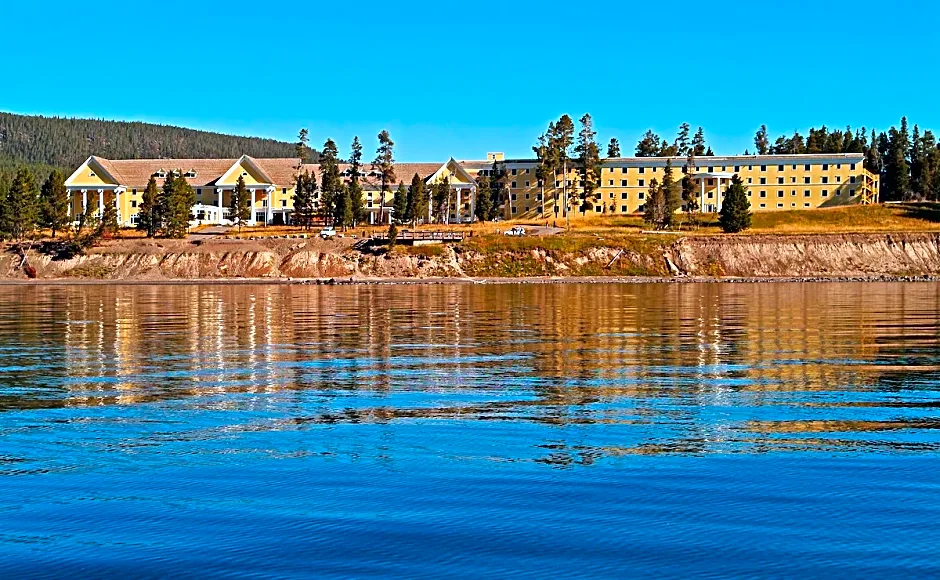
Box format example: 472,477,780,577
2,232,939,283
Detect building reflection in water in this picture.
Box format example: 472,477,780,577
0,282,938,460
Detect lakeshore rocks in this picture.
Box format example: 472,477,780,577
3,232,940,281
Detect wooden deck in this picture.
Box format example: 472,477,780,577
371,231,465,244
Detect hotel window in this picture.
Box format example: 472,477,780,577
536,193,543,200
621,179,627,187
131,200,137,208
804,190,811,197
525,169,530,174
761,165,767,171
850,189,855,196
760,178,766,184
524,206,530,212
791,203,796,207
804,177,811,184
836,176,841,182
850,176,856,183
805,164,811,170
281,200,287,207
822,190,829,197
621,205,628,213
792,164,797,170
791,177,796,183
511,169,517,175
851,163,856,170
511,193,517,200
511,181,517,188
760,203,766,208
595,206,602,212
196,188,202,196
621,167,627,174
747,178,752,183
760,191,767,198
777,203,784,208
638,192,645,199
734,166,741,172
621,192,628,199
792,190,797,196
609,180,614,186
708,179,714,186
708,166,714,172
537,179,543,187
132,189,137,195
777,190,784,197
748,165,753,170
609,192,614,198
708,192,714,199
282,188,287,194
512,207,517,214
525,181,530,187
778,165,784,171
822,177,828,184
836,164,841,169
638,179,645,187
525,193,530,199
777,177,784,184
822,164,829,170
652,167,658,173
747,191,752,197
638,167,645,174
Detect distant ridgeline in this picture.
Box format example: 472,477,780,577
0,112,315,174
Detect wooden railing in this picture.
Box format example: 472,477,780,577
371,231,464,242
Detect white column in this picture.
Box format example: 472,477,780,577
700,179,705,213
248,189,256,225
97,189,104,217
716,178,722,213
67,190,72,220
217,188,224,224
265,189,272,225
470,186,476,222
82,190,88,218
455,188,461,224
115,189,121,225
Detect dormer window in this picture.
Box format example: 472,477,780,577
184,169,197,178
154,170,167,178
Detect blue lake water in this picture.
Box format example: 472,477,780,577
0,282,939,577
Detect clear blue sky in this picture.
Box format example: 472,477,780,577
3,0,937,161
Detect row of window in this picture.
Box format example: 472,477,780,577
499,162,858,176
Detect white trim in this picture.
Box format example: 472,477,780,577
64,156,122,187
215,155,274,186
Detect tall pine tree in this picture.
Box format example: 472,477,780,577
39,169,69,238
137,175,160,237
719,174,751,233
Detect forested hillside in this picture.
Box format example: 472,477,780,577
0,112,314,172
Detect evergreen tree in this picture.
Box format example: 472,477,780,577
387,220,398,249
607,137,621,158
230,175,252,232
2,168,38,240
575,113,601,213
704,146,714,156
661,160,681,228
643,178,662,229
433,177,451,223
553,115,575,222
98,196,119,238
489,162,509,220
884,118,911,201
675,123,691,156
137,175,160,237
39,169,69,238
474,174,493,222
0,170,10,239
291,170,317,230
864,128,882,175
635,130,662,157
372,130,396,217
533,132,553,216
335,185,353,230
319,138,342,222
681,152,699,224
348,136,364,226
161,170,195,238
692,127,707,156
296,128,311,163
393,181,407,224
719,175,751,233
407,173,426,226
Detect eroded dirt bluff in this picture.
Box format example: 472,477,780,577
2,233,940,281
668,233,940,277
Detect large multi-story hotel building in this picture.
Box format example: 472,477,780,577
64,152,878,227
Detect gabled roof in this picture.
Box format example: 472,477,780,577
216,155,275,186
427,158,478,185
65,156,125,186
65,156,304,188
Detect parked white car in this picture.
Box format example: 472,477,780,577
319,226,337,239
504,226,526,236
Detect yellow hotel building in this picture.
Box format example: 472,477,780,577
64,152,878,227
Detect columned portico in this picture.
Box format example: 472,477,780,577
694,172,734,213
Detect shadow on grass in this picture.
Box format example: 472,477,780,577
897,202,940,223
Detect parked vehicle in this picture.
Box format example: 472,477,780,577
319,226,336,239
504,226,526,236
